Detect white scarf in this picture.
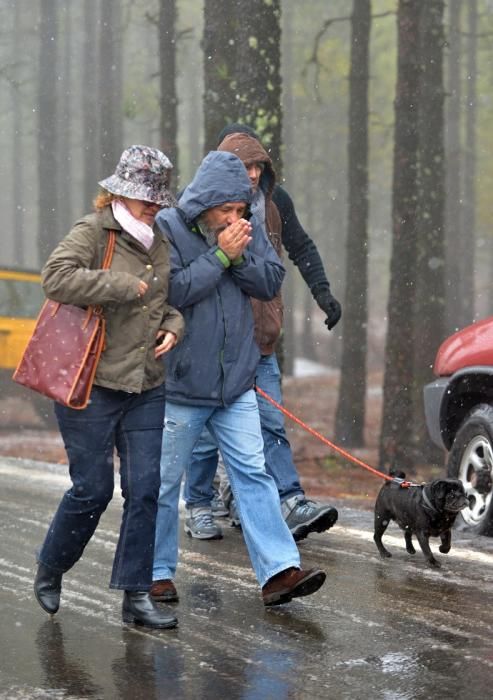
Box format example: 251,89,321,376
111,200,155,250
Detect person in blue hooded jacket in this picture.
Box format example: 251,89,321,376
151,151,326,608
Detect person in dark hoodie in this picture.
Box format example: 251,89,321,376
181,130,339,544
151,150,326,607
219,124,341,332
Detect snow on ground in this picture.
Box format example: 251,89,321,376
293,357,336,377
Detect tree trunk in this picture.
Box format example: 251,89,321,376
461,0,477,321
12,0,25,265
379,0,422,473
301,285,317,361
82,0,100,210
99,0,123,176
280,0,296,376
444,0,463,332
300,133,317,361
335,0,371,447
202,1,237,152
413,0,446,466
233,0,282,174
58,5,72,233
158,0,178,179
38,0,59,262
203,0,282,175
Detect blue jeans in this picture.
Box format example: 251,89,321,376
153,389,300,587
38,384,165,591
184,354,303,507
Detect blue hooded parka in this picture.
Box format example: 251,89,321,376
156,151,285,407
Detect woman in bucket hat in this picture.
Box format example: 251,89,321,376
33,145,184,629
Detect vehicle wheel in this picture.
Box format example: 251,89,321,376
447,403,493,536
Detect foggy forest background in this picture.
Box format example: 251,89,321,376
0,0,492,472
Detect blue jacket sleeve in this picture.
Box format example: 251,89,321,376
230,218,285,301
167,241,228,309
164,215,284,308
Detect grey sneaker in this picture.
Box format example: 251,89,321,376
282,496,338,542
229,499,241,528
211,493,229,518
184,507,223,540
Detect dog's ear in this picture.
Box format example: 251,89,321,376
443,478,467,497
430,479,449,509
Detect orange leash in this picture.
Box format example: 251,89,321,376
254,385,417,488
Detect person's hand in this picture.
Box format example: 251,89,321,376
314,288,342,330
137,280,149,297
155,331,177,358
217,219,252,260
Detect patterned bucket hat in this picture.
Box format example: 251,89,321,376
98,145,176,207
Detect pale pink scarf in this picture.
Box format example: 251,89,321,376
112,200,155,250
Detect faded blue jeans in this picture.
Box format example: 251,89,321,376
184,353,304,507
38,384,165,591
153,389,300,587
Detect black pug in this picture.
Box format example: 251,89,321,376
373,471,469,567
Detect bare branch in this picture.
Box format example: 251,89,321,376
177,27,194,41
303,10,395,98
145,11,158,27
145,12,193,41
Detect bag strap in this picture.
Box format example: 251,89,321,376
90,230,116,320
102,230,116,270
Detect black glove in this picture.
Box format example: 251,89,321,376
313,288,342,330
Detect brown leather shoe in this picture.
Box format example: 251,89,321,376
262,567,326,606
150,579,179,603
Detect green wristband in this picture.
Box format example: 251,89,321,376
215,248,231,268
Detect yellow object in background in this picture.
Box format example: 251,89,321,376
0,269,44,370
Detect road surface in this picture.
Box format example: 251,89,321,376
1,456,493,699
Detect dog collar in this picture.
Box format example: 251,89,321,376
421,486,439,514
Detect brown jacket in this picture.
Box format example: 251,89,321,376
218,133,283,355
41,206,184,393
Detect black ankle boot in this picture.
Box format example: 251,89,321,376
122,591,178,629
34,563,62,614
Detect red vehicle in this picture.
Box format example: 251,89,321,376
424,317,493,535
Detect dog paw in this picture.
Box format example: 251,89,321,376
428,558,441,568
439,545,450,554
379,550,392,559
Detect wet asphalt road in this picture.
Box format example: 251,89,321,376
1,456,493,700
